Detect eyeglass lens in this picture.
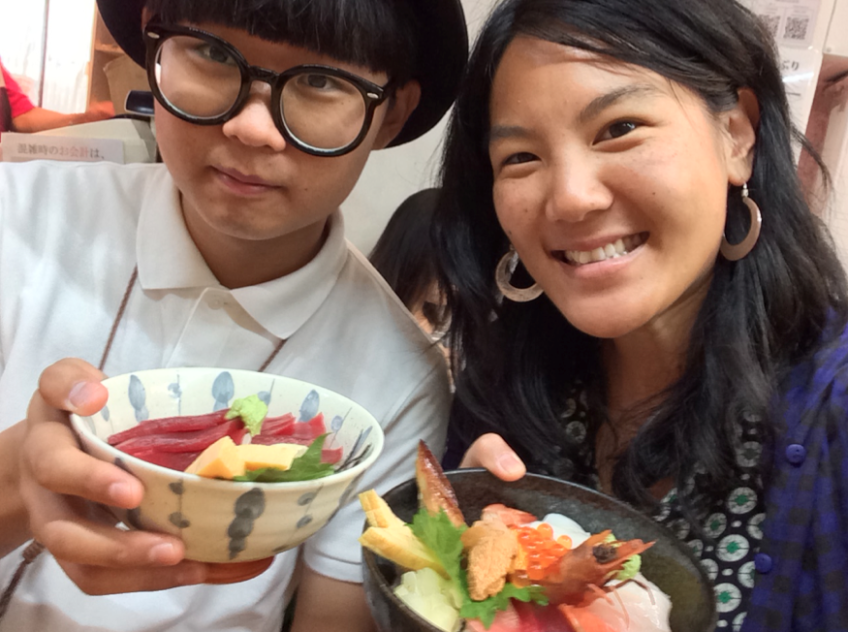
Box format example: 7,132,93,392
153,35,370,151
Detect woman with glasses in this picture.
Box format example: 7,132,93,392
435,0,848,629
0,0,466,631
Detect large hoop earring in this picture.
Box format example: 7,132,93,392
495,246,543,302
720,183,762,261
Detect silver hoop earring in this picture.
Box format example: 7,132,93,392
720,183,762,261
495,246,543,302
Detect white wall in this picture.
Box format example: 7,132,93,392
0,0,96,110
0,0,49,102
341,0,498,255
821,0,848,268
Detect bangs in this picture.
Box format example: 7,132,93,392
144,0,417,82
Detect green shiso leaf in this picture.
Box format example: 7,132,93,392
409,508,547,629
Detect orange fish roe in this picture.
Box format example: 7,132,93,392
513,523,573,581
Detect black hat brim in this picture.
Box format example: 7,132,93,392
95,0,467,147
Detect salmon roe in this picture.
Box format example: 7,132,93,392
513,523,573,581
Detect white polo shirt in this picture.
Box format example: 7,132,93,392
0,161,450,632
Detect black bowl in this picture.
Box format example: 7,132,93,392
362,469,717,632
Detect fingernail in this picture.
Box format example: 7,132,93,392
67,382,100,411
149,542,178,564
497,453,524,476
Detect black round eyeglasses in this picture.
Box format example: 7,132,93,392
143,21,392,157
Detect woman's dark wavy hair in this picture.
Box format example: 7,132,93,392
434,0,848,515
370,188,447,327
144,0,417,83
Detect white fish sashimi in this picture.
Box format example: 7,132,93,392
584,581,673,632
536,513,592,545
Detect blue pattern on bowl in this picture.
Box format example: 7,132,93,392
70,368,385,563
128,375,149,422
212,371,235,412
227,488,266,560
299,390,320,421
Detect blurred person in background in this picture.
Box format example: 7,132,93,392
370,187,450,340
0,58,114,136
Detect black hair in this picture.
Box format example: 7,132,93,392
435,0,848,517
370,188,447,328
144,0,417,84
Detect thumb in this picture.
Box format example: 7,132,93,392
459,433,526,481
37,358,108,416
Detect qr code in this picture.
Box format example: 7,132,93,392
758,14,780,38
783,16,810,41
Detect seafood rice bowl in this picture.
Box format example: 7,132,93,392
360,446,716,632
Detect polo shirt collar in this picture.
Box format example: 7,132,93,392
136,177,349,340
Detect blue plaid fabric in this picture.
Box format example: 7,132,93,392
742,322,848,632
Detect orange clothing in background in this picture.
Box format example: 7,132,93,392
0,59,35,135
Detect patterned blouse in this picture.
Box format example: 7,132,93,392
555,386,766,631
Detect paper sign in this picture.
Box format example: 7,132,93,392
0,132,125,163
779,45,822,130
739,0,821,49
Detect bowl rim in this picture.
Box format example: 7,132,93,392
69,367,385,490
362,468,718,630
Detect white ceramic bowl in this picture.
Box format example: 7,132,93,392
70,367,384,563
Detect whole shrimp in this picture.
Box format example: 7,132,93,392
532,530,653,605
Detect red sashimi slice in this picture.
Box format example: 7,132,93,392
291,413,325,440
558,604,620,632
249,434,298,446
114,419,246,454
516,602,578,632
252,413,325,443
257,413,296,436
107,410,229,445
128,449,202,471
465,602,579,632
320,446,343,464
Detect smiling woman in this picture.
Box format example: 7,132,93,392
434,0,848,630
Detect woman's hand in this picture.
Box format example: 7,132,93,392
17,358,271,594
459,433,527,481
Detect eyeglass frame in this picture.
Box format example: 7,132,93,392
143,20,393,157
